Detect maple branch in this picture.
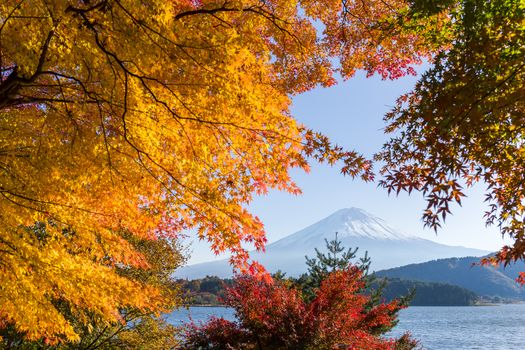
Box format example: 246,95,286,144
452,62,525,127
0,187,113,218
174,3,244,20
0,29,54,109
0,236,16,254
0,0,26,36
174,3,300,46
65,0,109,15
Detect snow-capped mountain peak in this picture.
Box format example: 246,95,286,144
269,207,412,249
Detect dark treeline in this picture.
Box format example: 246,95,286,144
177,275,479,307
377,278,478,306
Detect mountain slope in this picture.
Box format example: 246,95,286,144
176,208,489,279
376,257,525,300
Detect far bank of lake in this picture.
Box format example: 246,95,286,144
167,304,525,350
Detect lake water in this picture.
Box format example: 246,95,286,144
167,304,525,349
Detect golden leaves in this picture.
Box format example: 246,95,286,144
0,0,438,341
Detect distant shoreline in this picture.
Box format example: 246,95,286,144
181,300,525,308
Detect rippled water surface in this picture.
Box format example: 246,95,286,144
166,306,235,327
387,304,525,350
167,304,525,349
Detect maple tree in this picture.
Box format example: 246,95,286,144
376,0,525,278
0,0,445,342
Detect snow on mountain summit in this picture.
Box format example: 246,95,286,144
269,207,413,249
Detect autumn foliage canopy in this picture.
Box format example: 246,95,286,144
0,0,446,341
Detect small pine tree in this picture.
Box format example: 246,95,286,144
296,232,370,301
295,232,412,334
306,232,370,282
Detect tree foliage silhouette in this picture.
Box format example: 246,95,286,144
377,0,525,277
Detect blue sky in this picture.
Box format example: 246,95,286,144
185,71,510,265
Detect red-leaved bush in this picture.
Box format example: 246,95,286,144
182,266,418,350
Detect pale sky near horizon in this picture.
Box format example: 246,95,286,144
184,70,511,265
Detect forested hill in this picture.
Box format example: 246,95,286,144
377,278,478,306
177,276,479,306
377,256,525,300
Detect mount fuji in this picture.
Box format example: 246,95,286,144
175,208,490,279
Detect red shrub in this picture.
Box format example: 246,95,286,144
182,266,418,350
